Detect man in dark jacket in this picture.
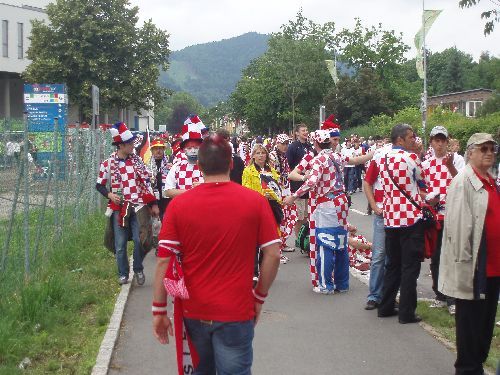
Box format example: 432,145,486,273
286,123,312,235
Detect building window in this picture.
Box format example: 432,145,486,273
466,101,482,118
17,23,23,59
2,20,8,58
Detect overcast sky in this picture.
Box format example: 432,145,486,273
129,0,499,60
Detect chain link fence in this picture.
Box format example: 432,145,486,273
0,117,113,280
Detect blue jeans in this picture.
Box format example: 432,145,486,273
184,319,254,375
344,167,356,193
367,214,386,303
112,210,144,278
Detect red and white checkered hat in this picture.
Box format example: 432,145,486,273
181,115,204,147
312,129,331,144
276,134,290,144
110,122,135,145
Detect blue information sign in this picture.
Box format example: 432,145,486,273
24,83,68,131
24,84,68,178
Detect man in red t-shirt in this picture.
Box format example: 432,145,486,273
152,135,281,375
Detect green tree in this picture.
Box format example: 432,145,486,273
332,18,409,79
425,48,475,95
459,0,499,35
231,10,334,134
24,0,170,121
154,92,204,133
323,68,392,127
478,93,500,116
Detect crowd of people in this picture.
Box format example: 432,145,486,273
95,114,499,375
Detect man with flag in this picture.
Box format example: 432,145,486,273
95,122,159,285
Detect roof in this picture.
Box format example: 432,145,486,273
428,88,493,100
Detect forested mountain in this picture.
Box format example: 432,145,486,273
159,32,270,107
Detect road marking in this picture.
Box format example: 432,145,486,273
350,208,368,216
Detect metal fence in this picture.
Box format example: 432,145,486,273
0,117,113,279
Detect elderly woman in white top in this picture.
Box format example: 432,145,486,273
438,133,500,375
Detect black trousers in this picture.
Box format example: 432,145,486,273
378,221,424,321
455,277,499,375
430,224,456,305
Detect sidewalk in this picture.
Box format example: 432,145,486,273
107,248,456,374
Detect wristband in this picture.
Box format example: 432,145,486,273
152,301,167,316
253,289,268,304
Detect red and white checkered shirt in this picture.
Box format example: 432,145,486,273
378,147,427,228
364,150,387,209
296,150,316,173
294,149,347,199
97,153,153,206
422,156,453,221
171,151,187,166
165,160,204,191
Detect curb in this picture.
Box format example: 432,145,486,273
91,257,134,375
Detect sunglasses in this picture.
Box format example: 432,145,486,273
475,144,499,154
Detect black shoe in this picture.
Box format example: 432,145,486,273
378,309,399,318
365,300,378,310
399,315,422,324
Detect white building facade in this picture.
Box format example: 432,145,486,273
0,0,49,119
0,0,154,131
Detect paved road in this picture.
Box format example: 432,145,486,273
109,192,455,374
348,191,435,300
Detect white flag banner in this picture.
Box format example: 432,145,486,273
414,9,443,79
325,59,339,85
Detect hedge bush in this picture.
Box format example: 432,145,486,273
350,107,500,152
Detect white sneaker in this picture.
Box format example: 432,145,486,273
282,247,296,253
429,299,447,308
448,304,456,315
280,255,289,264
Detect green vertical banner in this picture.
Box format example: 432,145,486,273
414,9,443,79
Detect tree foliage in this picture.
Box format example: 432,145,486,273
154,92,205,133
230,10,333,134
323,68,392,127
23,0,170,121
402,48,500,96
324,19,416,128
459,0,499,35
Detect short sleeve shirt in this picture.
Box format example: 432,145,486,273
378,147,426,228
158,182,280,321
164,160,204,191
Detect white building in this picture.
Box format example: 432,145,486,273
0,0,49,119
0,0,154,131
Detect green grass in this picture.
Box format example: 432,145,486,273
0,213,120,374
417,301,500,372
